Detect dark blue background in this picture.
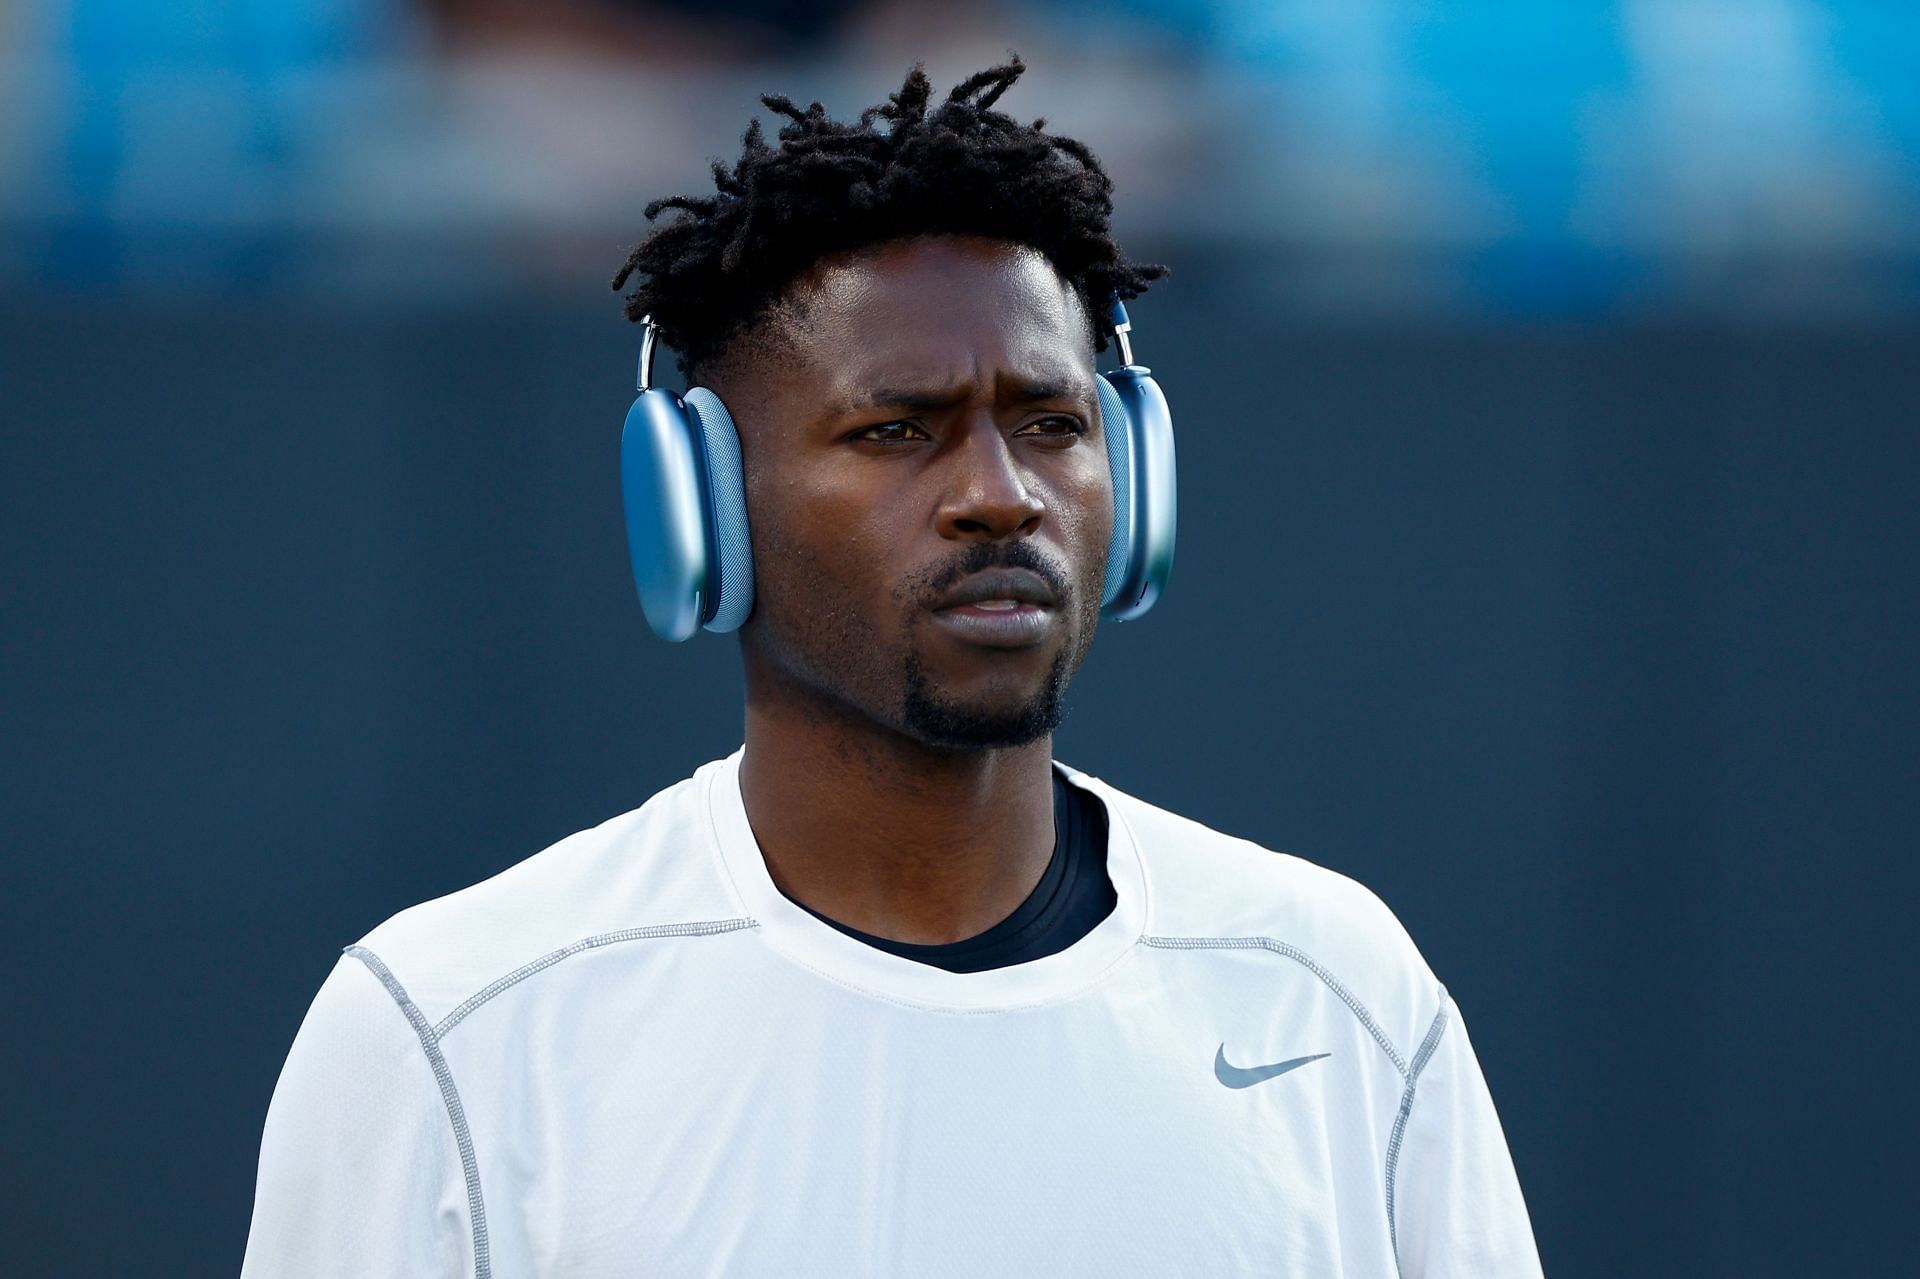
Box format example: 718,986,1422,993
4,252,1915,1274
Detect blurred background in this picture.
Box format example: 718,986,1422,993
3,0,1916,1274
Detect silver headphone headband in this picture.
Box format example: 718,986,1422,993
637,315,661,392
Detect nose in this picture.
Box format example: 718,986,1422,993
935,420,1046,542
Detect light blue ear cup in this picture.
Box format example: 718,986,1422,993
1096,360,1177,622
618,379,755,642
1094,376,1134,613
620,306,1174,641
680,388,755,632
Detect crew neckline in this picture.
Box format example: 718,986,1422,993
701,745,1149,1011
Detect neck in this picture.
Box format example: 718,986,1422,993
736,682,1057,947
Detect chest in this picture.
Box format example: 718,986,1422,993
440,946,1405,1276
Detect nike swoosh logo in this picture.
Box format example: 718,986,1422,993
1214,1044,1331,1089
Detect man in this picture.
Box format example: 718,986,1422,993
243,58,1542,1277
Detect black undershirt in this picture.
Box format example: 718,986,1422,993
778,767,1116,974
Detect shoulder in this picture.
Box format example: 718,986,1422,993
1067,764,1444,1066
348,755,750,1027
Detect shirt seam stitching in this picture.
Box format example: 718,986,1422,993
430,918,759,1040
1385,990,1452,1277
1141,934,1413,1076
344,944,492,1279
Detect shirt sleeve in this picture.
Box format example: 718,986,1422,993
1389,990,1544,1279
241,952,477,1278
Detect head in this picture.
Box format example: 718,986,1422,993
611,58,1166,754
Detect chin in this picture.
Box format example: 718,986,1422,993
899,649,1071,751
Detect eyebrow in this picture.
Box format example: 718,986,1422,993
841,374,1089,415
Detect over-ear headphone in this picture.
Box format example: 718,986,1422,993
619,300,1175,642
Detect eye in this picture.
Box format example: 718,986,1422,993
850,421,929,444
1018,415,1089,442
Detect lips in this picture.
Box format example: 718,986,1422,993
929,600,1053,648
933,568,1057,612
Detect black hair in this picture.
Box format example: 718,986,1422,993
609,54,1167,379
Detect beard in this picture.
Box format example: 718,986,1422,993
742,534,1099,756
899,641,1076,751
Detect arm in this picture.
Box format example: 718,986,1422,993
241,952,478,1278
1388,990,1544,1278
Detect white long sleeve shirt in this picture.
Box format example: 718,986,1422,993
243,748,1542,1277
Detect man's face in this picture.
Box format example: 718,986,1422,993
721,234,1113,752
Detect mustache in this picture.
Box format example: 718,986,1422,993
922,542,1069,608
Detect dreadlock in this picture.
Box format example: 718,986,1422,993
609,55,1167,379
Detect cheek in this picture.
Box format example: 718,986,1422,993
1060,464,1115,574
745,476,889,611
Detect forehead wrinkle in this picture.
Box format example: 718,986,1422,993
787,244,1097,420
837,360,1093,415
839,380,1088,415
996,369,1094,408
839,378,968,414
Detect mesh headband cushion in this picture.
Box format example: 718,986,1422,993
1095,375,1133,609
682,388,755,632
